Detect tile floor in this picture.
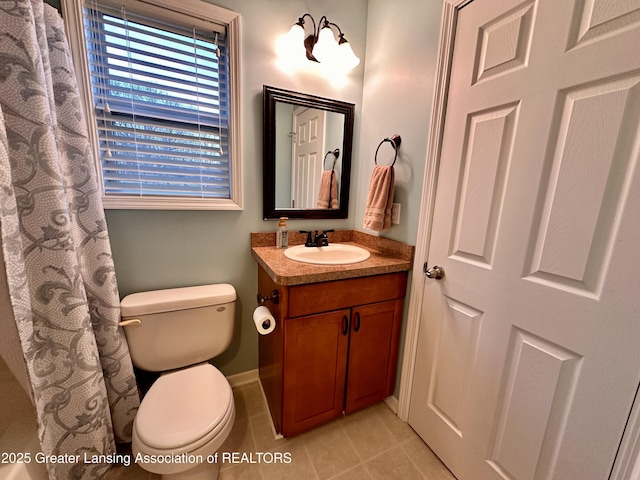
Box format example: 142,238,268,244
0,354,455,480
107,381,456,480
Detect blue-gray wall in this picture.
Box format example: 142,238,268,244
105,0,367,376
101,0,444,379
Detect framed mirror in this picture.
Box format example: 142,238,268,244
263,85,355,219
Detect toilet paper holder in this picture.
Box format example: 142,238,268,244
257,290,279,305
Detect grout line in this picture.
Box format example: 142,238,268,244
300,441,322,480
333,406,407,475
240,382,438,480
338,419,365,464
400,437,430,480
325,462,369,480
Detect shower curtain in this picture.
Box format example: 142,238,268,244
0,1,140,479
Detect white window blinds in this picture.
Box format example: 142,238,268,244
83,1,231,199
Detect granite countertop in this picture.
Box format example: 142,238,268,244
251,230,414,286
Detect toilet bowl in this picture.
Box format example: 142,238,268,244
132,364,235,478
120,284,237,480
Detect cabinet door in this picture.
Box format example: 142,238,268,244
283,309,350,437
345,299,404,413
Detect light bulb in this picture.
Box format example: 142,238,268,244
337,40,360,72
313,26,338,64
286,23,305,44
276,23,306,62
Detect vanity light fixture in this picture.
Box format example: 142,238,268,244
282,13,360,72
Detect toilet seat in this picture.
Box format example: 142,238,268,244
134,363,233,453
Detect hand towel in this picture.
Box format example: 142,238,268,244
316,170,339,209
363,165,395,231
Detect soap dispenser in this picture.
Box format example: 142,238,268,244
276,217,288,248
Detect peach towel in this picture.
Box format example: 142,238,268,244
363,165,395,231
316,170,339,209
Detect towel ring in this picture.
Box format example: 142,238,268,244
323,149,340,171
374,134,402,167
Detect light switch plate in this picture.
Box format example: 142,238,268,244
391,203,401,224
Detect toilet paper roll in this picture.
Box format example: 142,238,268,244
253,306,276,335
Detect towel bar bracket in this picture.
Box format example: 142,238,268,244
375,134,401,166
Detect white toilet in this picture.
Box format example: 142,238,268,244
120,284,237,480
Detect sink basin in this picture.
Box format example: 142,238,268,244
284,244,371,265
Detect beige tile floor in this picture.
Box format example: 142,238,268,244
0,355,455,480
108,381,456,480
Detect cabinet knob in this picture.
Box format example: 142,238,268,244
354,312,361,332
341,315,349,336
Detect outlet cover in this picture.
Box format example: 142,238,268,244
391,203,401,224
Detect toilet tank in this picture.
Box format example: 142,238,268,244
120,284,236,372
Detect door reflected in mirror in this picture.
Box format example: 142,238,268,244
274,103,345,209
263,86,355,220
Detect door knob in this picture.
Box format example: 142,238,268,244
424,264,445,280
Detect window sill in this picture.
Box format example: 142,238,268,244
101,196,243,211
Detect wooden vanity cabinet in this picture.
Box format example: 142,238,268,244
258,265,407,437
283,308,350,436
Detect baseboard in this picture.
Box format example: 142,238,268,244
225,369,281,439
226,371,400,434
257,377,283,440
225,369,259,388
384,395,399,414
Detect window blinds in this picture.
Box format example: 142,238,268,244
83,1,231,198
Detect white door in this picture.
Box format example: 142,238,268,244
291,107,325,209
408,1,640,479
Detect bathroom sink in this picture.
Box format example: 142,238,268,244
284,244,371,265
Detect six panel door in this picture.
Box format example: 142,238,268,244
408,0,640,479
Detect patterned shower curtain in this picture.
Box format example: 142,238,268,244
0,1,140,479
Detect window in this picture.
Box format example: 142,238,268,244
63,0,242,209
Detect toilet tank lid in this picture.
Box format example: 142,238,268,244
121,284,236,316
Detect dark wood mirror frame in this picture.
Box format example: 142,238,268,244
262,85,355,220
